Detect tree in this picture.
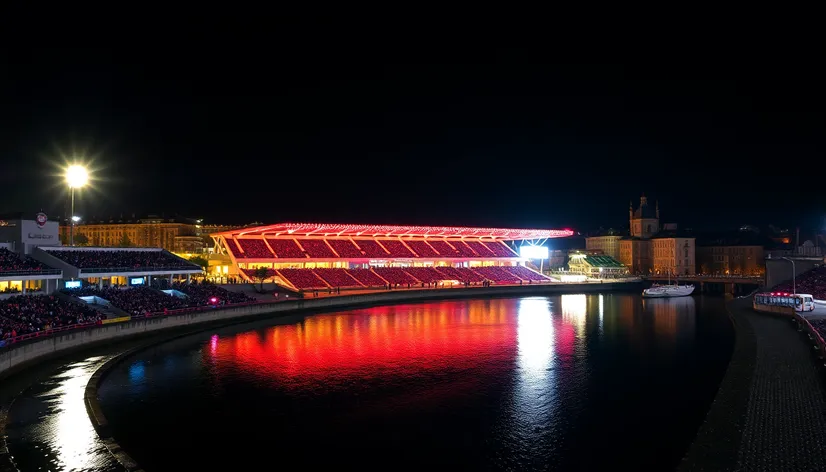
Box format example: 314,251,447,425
74,233,89,246
253,266,272,291
118,234,133,248
189,255,209,270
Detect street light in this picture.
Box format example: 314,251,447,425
65,165,89,247
781,256,796,294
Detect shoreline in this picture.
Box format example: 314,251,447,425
679,297,826,471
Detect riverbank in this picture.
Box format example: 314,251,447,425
679,297,826,471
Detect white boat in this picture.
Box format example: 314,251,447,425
642,284,695,298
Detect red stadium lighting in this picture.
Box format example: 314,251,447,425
210,297,218,304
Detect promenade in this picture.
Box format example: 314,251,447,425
680,297,826,471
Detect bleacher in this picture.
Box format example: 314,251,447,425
507,265,549,281
1,294,103,339
327,239,364,258
353,240,390,257
44,249,199,271
773,266,826,300
347,268,387,286
435,266,485,282
427,240,458,257
0,248,52,274
379,240,417,258
474,266,523,283
237,239,273,258
372,267,419,285
313,268,362,288
464,241,496,257
404,240,440,257
297,239,337,258
266,239,306,259
403,267,443,283
451,241,478,257
483,241,519,257
277,268,328,289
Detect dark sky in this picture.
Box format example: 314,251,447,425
1,41,823,232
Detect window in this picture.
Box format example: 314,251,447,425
684,249,688,257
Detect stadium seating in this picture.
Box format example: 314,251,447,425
403,267,443,283
266,239,307,259
327,239,364,258
0,294,102,339
353,240,390,257
451,241,479,257
237,239,273,258
65,286,189,315
404,240,440,257
504,266,547,281
464,241,496,257
373,267,419,285
483,241,519,257
773,266,826,300
435,266,485,282
171,282,255,305
808,319,826,343
45,249,198,271
427,240,459,257
379,240,417,258
313,268,362,288
226,239,245,258
347,268,387,286
277,268,328,289
297,239,337,258
0,248,51,273
473,266,523,283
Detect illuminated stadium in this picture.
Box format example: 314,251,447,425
211,223,574,290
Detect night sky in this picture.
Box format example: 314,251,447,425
1,42,823,232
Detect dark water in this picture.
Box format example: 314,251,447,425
86,294,732,471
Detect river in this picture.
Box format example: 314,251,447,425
3,294,733,471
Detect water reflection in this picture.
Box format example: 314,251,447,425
5,355,121,472
643,297,697,343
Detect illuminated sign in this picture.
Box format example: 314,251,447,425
65,280,82,289
519,245,549,259
130,277,145,286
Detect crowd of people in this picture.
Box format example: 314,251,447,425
63,281,255,316
0,294,102,340
45,249,198,270
0,248,51,273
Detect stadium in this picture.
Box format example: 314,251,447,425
211,223,574,290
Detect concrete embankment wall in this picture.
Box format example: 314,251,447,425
0,282,636,378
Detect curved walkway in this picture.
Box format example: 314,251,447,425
680,297,826,471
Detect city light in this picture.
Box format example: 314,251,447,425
65,165,89,189
71,216,81,223
519,245,549,259
210,297,219,304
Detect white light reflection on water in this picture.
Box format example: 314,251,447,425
27,356,114,471
512,297,556,439
598,294,604,336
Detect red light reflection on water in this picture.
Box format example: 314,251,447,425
206,300,524,380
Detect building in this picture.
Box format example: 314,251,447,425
210,223,573,290
567,252,629,278
59,215,243,254
0,212,64,295
585,228,622,260
696,231,769,276
618,196,696,275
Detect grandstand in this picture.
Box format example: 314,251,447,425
1,246,63,296
212,223,573,291
772,265,826,301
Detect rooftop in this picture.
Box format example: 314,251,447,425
214,223,575,240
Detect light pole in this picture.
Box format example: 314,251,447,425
65,165,89,247
781,256,796,294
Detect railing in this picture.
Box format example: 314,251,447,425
78,265,202,274
794,312,826,361
0,268,63,277
0,321,101,348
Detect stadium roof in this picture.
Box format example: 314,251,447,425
213,223,574,240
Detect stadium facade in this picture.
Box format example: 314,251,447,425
211,223,574,291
